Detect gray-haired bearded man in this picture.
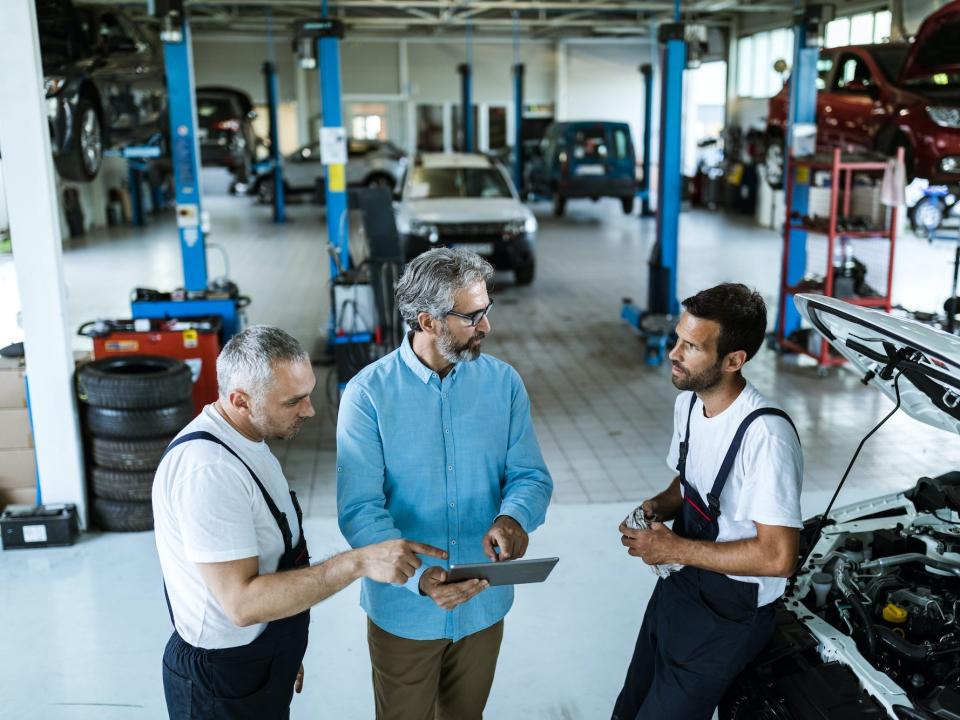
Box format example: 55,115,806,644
153,325,445,720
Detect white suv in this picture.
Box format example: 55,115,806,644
395,153,538,285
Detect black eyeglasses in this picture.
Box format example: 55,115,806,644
446,300,494,327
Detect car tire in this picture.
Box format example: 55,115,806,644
78,356,192,410
764,134,785,190
85,400,195,440
910,195,946,239
622,196,635,214
553,195,567,217
514,261,535,286
364,173,395,190
90,467,155,502
92,498,154,532
91,436,173,472
55,97,103,182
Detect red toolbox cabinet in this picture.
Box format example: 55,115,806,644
87,317,222,414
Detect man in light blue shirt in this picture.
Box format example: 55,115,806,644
337,248,553,720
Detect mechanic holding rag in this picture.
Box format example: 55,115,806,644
612,284,804,720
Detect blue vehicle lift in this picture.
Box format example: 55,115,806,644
295,14,353,354
135,1,243,339
775,3,834,344
621,6,685,365
458,24,474,154
638,63,654,217
512,14,525,192
262,60,286,224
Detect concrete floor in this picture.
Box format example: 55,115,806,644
1,175,960,718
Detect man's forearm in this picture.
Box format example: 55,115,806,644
672,536,792,578
236,550,363,626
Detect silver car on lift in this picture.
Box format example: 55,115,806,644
250,138,407,204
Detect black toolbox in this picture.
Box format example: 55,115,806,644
0,503,79,549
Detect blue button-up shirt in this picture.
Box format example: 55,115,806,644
336,333,553,641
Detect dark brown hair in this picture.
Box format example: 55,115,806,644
681,283,767,362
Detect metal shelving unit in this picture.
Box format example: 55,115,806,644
776,147,902,370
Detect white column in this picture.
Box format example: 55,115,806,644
295,61,310,148
443,102,453,153
478,103,490,152
0,1,87,523
555,40,568,120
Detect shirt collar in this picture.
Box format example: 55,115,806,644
400,332,461,384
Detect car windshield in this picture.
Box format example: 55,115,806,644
572,128,609,160
405,167,512,199
197,96,238,123
868,45,910,82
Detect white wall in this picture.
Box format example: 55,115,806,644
192,38,298,104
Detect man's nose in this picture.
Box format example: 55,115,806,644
301,398,316,418
477,314,491,334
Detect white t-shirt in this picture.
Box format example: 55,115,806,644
152,405,302,649
666,382,803,606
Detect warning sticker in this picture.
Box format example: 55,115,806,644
796,166,810,185
105,340,139,352
182,329,199,349
327,164,346,193
23,525,48,543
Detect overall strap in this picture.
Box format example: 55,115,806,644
164,431,292,551
706,408,800,516
675,392,698,477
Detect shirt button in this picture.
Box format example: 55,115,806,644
444,428,449,433
451,539,457,545
448,465,453,471
449,501,456,508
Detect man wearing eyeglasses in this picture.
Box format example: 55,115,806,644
337,247,553,720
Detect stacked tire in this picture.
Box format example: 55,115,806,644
78,356,194,532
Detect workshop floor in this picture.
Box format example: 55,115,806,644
1,170,959,718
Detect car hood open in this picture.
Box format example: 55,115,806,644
900,1,960,82
795,294,960,436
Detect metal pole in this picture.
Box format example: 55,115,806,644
460,22,474,153
161,20,208,292
318,36,349,274
0,0,86,523
263,61,286,224
640,63,654,217
265,11,285,223
512,13,524,190
779,6,817,339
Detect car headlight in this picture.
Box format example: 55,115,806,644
927,106,960,128
44,76,65,98
524,216,538,234
409,221,439,243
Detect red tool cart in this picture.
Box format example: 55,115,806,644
776,147,901,373
80,317,222,414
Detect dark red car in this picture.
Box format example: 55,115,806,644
764,1,960,188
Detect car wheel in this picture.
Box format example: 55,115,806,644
911,196,946,239
257,177,275,204
622,196,635,214
764,134,785,190
55,98,103,182
514,261,535,286
553,194,566,217
364,173,394,191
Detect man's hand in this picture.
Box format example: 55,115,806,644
482,515,528,562
418,566,489,610
357,539,448,584
640,499,658,521
619,520,684,565
294,663,305,694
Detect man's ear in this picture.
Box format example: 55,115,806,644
228,389,253,415
723,350,748,374
418,311,439,336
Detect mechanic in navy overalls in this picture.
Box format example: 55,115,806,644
152,326,446,720
612,284,804,720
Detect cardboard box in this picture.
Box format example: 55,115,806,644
0,409,32,450
0,448,36,490
0,488,36,510
0,358,27,409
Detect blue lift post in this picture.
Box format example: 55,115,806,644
262,60,286,224
778,4,831,341
135,1,242,338
620,11,686,366
459,23,474,153
512,13,524,191
639,63,655,217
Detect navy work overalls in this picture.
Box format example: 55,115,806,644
160,431,311,720
612,395,799,720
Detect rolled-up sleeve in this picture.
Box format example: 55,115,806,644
497,372,553,532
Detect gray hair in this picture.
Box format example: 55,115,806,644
216,325,309,401
396,248,494,332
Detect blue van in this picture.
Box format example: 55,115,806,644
527,121,637,216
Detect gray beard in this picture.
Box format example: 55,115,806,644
437,324,484,364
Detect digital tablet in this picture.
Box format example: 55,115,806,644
445,557,559,586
